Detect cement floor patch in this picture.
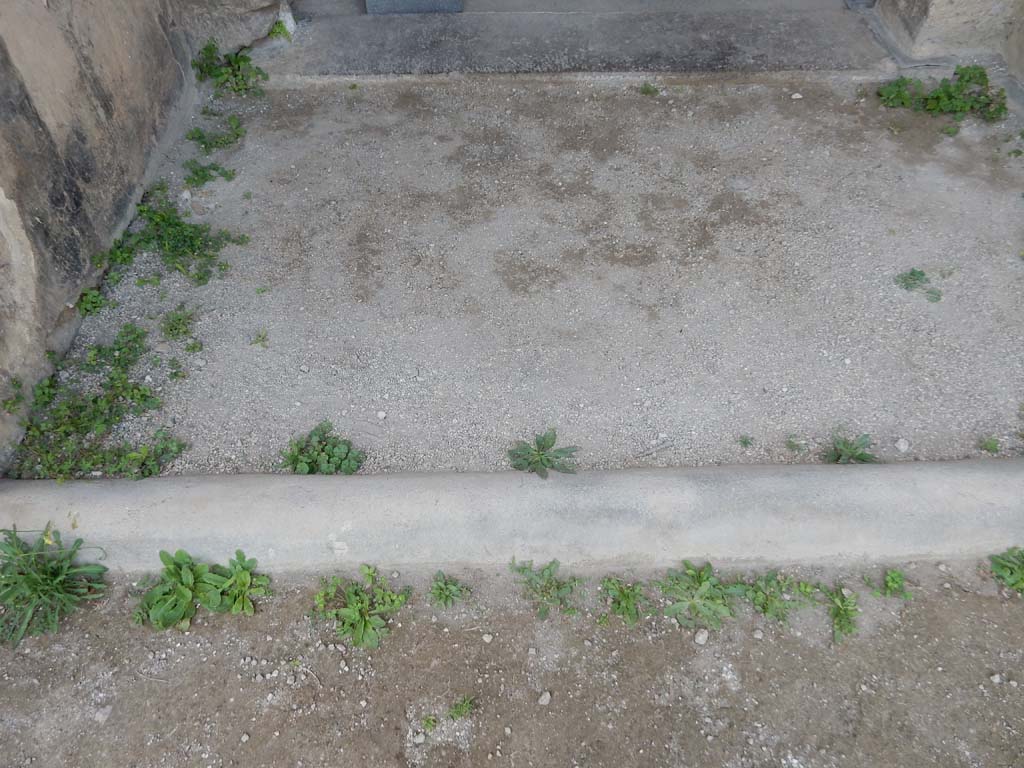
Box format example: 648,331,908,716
66,72,1024,475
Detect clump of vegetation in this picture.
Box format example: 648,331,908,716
738,435,754,448
161,304,196,341
785,434,808,453
10,323,186,480
978,436,1000,455
184,340,203,354
428,571,470,608
168,358,187,381
312,565,410,649
599,576,650,627
0,525,107,648
134,549,270,631
894,268,942,302
639,82,659,96
821,584,859,643
878,65,1008,125
250,328,269,347
421,714,438,733
737,572,813,623
2,378,24,414
447,695,476,720
191,39,268,97
186,115,246,154
657,561,740,630
865,568,911,599
93,182,247,286
184,159,236,188
281,420,365,475
990,546,1024,593
508,428,578,478
268,19,292,41
77,288,109,316
822,432,878,464
510,559,581,618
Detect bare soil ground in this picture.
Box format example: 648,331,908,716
69,70,1024,475
2,560,1022,767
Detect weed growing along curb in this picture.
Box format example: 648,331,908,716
312,565,410,649
508,428,578,478
187,115,247,155
192,39,268,97
989,546,1024,593
639,82,659,96
822,432,878,464
599,576,650,627
281,421,366,475
134,549,270,631
0,525,107,648
9,323,186,480
736,572,814,624
656,561,741,630
510,559,581,618
820,584,859,643
184,159,236,188
878,65,1008,129
447,695,476,720
894,268,942,302
428,571,470,608
251,328,269,348
978,436,1000,455
92,182,248,286
865,568,912,600
77,288,109,316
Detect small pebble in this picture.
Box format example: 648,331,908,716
791,92,803,100
991,673,1003,684
482,633,493,644
753,629,764,640
240,733,249,743
694,628,709,646
538,690,552,706
412,732,426,745
377,411,387,420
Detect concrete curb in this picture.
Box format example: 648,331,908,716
2,460,1022,572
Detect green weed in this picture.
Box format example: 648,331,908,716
77,288,109,316
510,559,581,619
895,268,929,291
251,328,269,348
639,82,659,96
823,433,878,464
924,287,943,302
0,525,107,648
989,546,1024,593
878,65,1007,124
738,435,754,448
508,428,578,478
255,286,269,294
428,571,470,608
161,304,195,341
268,20,292,41
941,124,960,136
447,695,476,720
421,715,438,733
312,565,410,649
281,420,365,475
657,561,741,630
978,436,1000,454
2,378,24,415
737,572,811,623
184,340,203,354
168,358,187,381
186,115,246,154
865,568,912,599
820,584,859,643
191,39,268,97
599,576,650,627
184,159,236,188
785,435,808,453
136,274,161,287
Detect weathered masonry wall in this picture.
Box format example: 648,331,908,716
0,0,284,468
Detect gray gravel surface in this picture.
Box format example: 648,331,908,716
71,71,1024,474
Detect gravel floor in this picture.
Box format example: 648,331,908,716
70,70,1024,474
2,559,1023,768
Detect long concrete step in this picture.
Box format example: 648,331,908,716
3,460,1022,572
262,0,892,75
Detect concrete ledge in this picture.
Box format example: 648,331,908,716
2,460,1022,571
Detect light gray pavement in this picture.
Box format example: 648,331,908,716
4,460,1022,571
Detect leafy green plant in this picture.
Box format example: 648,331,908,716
895,268,929,291
823,433,878,464
281,420,365,475
2,378,24,414
77,288,109,316
11,324,186,480
134,549,270,630
184,159,236,188
865,568,911,599
421,714,438,733
878,66,1007,124
639,82,659,96
191,39,268,97
92,182,247,285
447,695,476,720
656,561,741,630
186,115,246,154
0,525,107,648
428,571,470,608
184,340,203,354
510,559,581,619
990,546,1024,593
168,358,187,381
785,435,808,453
161,304,196,341
978,436,1000,454
508,428,578,478
941,124,960,136
737,572,811,623
599,576,650,627
738,435,754,448
312,565,410,649
268,19,292,41
251,328,269,347
820,584,859,643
